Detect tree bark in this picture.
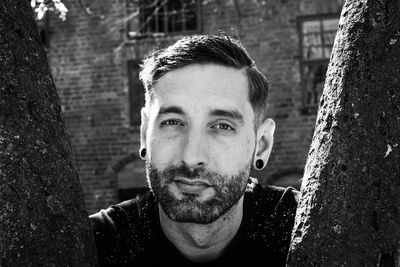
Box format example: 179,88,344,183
287,0,400,266
0,1,97,266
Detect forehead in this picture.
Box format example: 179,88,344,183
150,64,254,119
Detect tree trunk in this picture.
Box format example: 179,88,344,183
287,0,400,266
0,1,97,266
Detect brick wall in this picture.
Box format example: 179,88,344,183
45,0,342,213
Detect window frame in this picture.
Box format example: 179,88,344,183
126,0,202,39
297,13,340,114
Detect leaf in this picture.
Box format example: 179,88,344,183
37,9,45,20
54,2,68,13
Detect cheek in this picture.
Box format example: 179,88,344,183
233,137,255,163
210,134,255,173
148,131,181,168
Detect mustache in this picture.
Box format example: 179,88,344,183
161,164,217,181
150,164,226,185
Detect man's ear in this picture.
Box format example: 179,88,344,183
253,118,275,170
140,107,149,151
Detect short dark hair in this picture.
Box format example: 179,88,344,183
139,34,269,126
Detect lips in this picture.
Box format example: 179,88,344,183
173,178,211,194
174,177,210,186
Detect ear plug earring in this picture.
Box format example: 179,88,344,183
139,148,146,160
255,159,264,170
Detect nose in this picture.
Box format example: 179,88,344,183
181,128,208,170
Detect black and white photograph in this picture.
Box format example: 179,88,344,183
0,0,399,266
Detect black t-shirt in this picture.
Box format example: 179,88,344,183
89,180,299,267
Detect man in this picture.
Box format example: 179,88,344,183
90,34,299,266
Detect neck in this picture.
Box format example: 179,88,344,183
159,195,244,263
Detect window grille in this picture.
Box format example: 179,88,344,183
127,0,201,38
298,14,339,113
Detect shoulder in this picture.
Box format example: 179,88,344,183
244,182,299,228
90,197,140,233
90,191,156,235
245,178,299,215
258,184,299,228
243,180,299,264
89,191,155,265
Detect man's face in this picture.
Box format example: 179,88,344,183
143,64,257,224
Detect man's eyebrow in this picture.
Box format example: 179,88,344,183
157,106,185,116
209,108,244,123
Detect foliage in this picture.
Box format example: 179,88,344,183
31,0,68,21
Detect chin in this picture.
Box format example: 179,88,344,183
147,161,251,224
159,188,244,225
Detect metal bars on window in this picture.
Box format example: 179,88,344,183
126,0,201,38
298,14,339,112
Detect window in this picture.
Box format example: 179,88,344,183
126,0,201,38
298,14,339,113
127,60,145,126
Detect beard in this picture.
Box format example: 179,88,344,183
146,161,251,224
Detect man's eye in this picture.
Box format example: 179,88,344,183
212,123,235,131
160,119,184,126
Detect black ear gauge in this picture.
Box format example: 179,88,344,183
255,159,264,170
139,148,146,160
